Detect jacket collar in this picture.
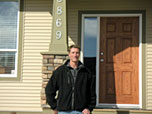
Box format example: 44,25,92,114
64,59,85,69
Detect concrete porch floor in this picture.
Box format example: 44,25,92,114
1,109,152,114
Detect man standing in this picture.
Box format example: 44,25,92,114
45,45,96,114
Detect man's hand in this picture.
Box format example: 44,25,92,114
82,108,90,114
53,109,58,114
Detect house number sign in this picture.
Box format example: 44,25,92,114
49,0,67,53
55,0,63,40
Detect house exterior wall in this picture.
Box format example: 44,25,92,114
0,0,53,112
0,0,152,113
67,0,152,109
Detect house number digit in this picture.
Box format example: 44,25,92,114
57,6,62,15
56,18,62,27
56,31,62,40
55,0,63,40
57,0,62,2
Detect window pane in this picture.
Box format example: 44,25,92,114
0,1,18,49
0,52,16,74
83,17,97,75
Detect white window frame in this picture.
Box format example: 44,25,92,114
0,0,19,77
81,14,142,109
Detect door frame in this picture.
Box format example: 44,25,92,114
81,14,143,109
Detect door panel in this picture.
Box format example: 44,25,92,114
99,17,139,104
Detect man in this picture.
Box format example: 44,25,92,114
45,45,96,114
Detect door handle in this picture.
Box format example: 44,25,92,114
100,59,104,62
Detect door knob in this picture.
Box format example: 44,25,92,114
100,59,104,62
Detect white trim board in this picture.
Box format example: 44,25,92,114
81,14,142,109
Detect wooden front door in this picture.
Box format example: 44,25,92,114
99,17,139,104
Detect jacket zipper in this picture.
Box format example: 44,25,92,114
68,77,70,85
71,72,75,110
67,70,75,110
67,68,81,110
71,71,80,110
71,86,74,110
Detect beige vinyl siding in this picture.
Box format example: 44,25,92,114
146,8,152,108
23,0,52,91
67,0,152,109
0,0,53,112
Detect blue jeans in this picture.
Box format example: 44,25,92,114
58,111,83,114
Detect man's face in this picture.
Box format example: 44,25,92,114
69,48,80,63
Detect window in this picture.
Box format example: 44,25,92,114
83,17,98,76
0,0,19,77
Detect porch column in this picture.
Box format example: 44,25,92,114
49,0,68,54
41,0,68,107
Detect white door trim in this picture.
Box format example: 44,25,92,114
81,13,142,109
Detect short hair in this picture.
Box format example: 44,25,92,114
68,45,81,53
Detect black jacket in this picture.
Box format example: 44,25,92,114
45,60,96,112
